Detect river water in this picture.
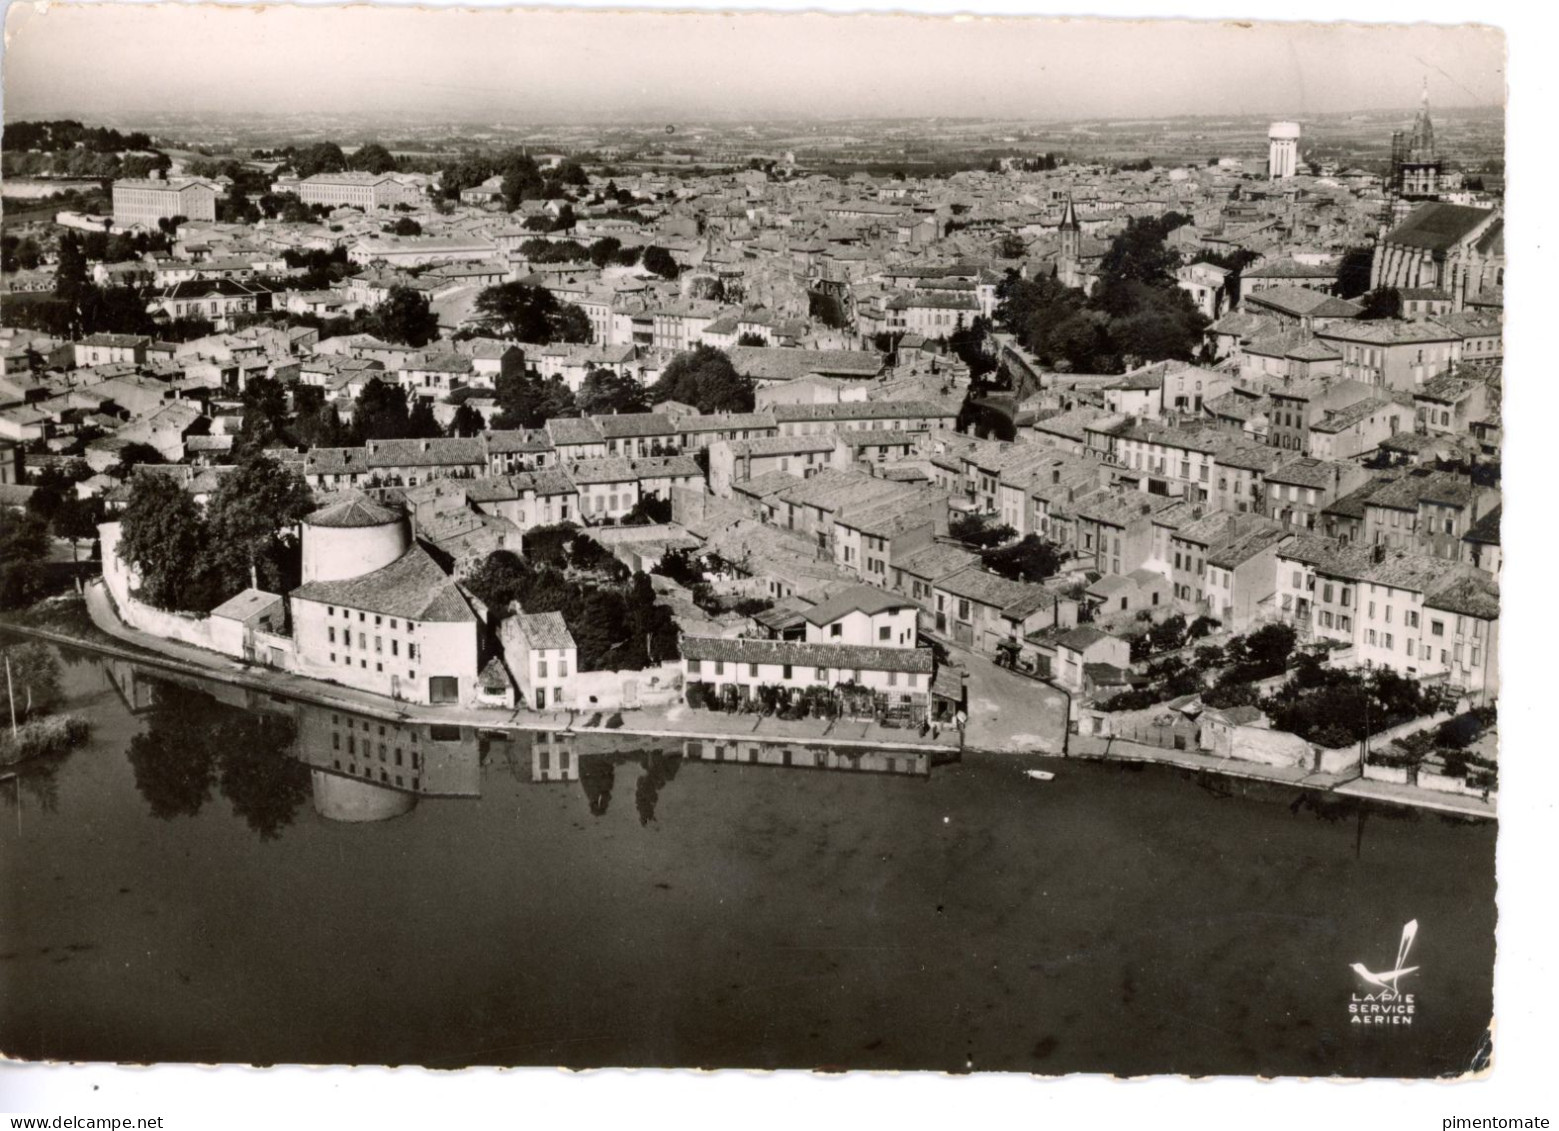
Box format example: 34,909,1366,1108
0,645,1495,1076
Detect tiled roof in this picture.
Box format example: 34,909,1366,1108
304,496,403,528
516,610,575,650
681,634,934,674
800,584,917,625
1384,202,1498,253
1463,504,1500,546
291,545,475,622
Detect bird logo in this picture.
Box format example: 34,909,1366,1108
1351,920,1419,994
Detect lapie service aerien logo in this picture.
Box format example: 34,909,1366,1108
1349,919,1419,1026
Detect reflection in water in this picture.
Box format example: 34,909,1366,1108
682,737,933,778
112,660,951,837
124,679,307,839
635,750,680,826
580,756,615,817
6,647,1498,1075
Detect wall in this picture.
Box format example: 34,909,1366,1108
573,662,685,710
1228,724,1312,768
100,520,228,653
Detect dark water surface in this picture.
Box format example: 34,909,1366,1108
0,647,1495,1075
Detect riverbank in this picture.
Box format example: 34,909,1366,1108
1066,733,1495,820
0,587,1497,818
0,585,961,755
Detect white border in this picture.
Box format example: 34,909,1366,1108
2,1,1554,1128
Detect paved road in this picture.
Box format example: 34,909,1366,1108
957,648,1068,754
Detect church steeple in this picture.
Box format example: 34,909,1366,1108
1059,195,1080,264
1409,78,1436,158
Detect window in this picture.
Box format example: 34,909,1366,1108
1340,589,1350,607
1339,616,1352,632
1384,607,1392,625
878,625,891,641
688,659,702,675
391,640,399,657
1367,630,1377,645
749,664,759,678
538,660,548,679
831,624,842,638
328,627,336,643
782,664,793,679
1406,611,1419,629
1383,633,1393,650
817,668,828,681
408,644,418,661
888,671,899,687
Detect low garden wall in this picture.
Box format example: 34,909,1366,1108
574,662,684,711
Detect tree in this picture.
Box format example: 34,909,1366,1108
736,331,767,347
364,286,438,347
384,216,422,237
589,236,622,269
1358,287,1403,321
981,535,1062,582
117,475,207,610
462,549,531,611
577,368,650,416
0,642,61,723
500,152,545,210
54,231,90,312
52,494,104,563
642,245,680,280
406,398,442,440
235,374,290,458
473,282,592,344
648,346,753,413
353,378,413,441
349,142,398,175
491,373,577,431
0,512,51,610
997,233,1027,259
449,402,486,437
1336,247,1375,299
293,141,348,179
950,512,1017,549
202,454,314,594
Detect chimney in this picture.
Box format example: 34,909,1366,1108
1373,543,1386,564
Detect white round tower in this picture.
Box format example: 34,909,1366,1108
1268,122,1301,180
310,770,417,823
299,496,411,584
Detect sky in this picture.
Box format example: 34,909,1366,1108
1,4,1506,125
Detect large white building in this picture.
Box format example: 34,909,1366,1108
111,177,219,228
287,498,483,705
298,172,417,210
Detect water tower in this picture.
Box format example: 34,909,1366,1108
1268,122,1301,180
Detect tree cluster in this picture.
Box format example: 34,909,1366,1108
115,455,314,613
462,546,678,672
473,281,592,345
981,535,1062,583
949,512,1017,549
995,214,1207,374
647,346,753,414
